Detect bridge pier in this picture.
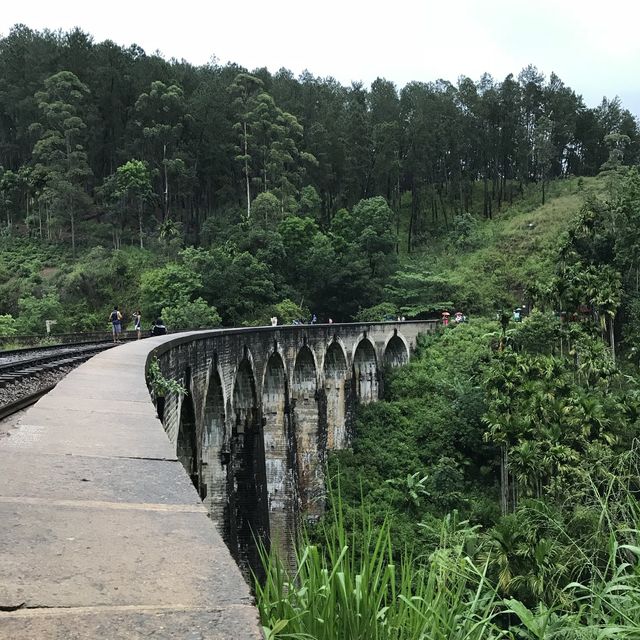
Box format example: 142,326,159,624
201,361,227,525
262,350,297,566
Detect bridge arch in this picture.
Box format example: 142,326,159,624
228,350,269,574
177,366,200,493
201,357,227,525
323,339,349,449
353,337,379,403
261,349,296,559
262,348,289,419
383,331,410,367
291,344,323,517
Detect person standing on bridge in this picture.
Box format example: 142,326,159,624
133,310,142,340
109,306,123,343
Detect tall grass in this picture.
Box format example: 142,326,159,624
256,459,640,639
255,492,507,639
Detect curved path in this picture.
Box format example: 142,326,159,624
0,332,261,639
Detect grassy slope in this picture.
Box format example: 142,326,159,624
399,177,604,313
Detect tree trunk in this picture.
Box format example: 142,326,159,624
138,201,144,249
163,142,169,221
70,206,75,257
243,122,251,219
483,176,490,218
501,445,509,516
609,316,616,364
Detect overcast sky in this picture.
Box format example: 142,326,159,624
2,0,639,115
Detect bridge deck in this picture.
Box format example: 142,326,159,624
0,335,261,639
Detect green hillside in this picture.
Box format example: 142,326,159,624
390,177,603,317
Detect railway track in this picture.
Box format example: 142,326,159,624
0,384,57,421
0,342,118,422
0,336,133,359
0,343,117,385
0,330,138,350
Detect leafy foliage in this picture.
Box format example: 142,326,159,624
0,314,17,337
146,357,187,397
314,309,640,629
161,297,221,331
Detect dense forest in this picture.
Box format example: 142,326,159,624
1,24,639,335
3,24,640,637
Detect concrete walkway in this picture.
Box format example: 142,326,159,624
0,336,262,639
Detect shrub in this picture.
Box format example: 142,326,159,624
161,297,221,331
0,314,17,337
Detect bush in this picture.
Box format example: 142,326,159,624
452,211,478,249
0,314,17,337
354,302,398,322
161,297,221,331
15,294,65,335
271,298,308,325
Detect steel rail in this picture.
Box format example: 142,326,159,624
0,343,116,375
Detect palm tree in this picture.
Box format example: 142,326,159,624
510,440,545,499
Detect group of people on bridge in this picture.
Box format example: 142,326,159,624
109,306,167,343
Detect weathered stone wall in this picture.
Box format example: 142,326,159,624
150,321,436,572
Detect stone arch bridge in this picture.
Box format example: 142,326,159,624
0,320,436,638
153,321,436,571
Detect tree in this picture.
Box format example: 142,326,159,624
15,293,66,334
369,78,401,221
0,167,21,228
341,82,372,207
134,81,188,221
533,116,555,205
272,298,308,324
251,191,280,230
230,76,316,216
298,185,321,220
105,159,153,248
600,132,630,172
30,71,93,255
332,196,397,279
216,250,277,324
139,263,201,319
229,73,264,218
